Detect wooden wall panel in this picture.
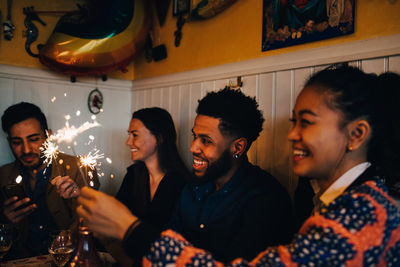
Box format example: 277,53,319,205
129,54,400,196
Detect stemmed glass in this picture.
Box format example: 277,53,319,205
0,224,13,262
48,230,75,267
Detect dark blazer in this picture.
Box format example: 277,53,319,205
0,153,100,257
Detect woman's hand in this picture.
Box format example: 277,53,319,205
77,186,137,240
51,176,80,198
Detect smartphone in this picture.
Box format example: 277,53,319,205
2,184,32,211
2,184,27,200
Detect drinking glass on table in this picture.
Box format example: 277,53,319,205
48,230,75,267
0,224,13,261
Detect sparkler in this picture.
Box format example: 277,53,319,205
40,131,63,175
79,148,104,170
41,116,101,187
41,103,113,188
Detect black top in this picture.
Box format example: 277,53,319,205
117,161,186,259
168,159,293,263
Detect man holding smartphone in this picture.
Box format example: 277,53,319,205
0,102,99,259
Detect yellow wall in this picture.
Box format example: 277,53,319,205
134,0,400,79
0,1,399,81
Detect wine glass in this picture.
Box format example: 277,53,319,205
48,230,75,267
0,224,13,262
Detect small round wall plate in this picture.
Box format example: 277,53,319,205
88,88,103,114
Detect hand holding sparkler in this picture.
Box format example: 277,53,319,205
51,176,81,199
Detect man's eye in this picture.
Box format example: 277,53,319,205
201,138,211,145
300,119,312,127
29,138,40,142
11,141,22,146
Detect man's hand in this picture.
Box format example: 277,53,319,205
51,176,80,199
77,187,137,240
3,196,36,224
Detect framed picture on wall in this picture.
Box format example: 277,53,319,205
262,0,355,52
173,0,190,16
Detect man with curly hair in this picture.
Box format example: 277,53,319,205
166,87,293,262
76,88,293,264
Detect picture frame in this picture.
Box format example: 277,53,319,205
262,0,355,52
173,0,190,17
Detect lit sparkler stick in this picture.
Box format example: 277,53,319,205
40,131,63,175
79,148,104,170
50,117,101,187
79,148,104,187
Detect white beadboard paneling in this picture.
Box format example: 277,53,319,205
389,55,400,73
258,73,275,173
161,87,170,110
272,70,293,190
178,84,192,167
0,78,15,164
241,75,258,164
151,88,162,107
361,58,386,74
201,81,213,97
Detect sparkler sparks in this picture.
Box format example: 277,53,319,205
40,137,60,166
52,120,100,144
79,148,104,170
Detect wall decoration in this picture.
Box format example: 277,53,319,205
23,7,47,57
173,0,238,47
262,0,355,51
38,0,151,77
3,0,15,41
173,0,190,16
88,88,103,115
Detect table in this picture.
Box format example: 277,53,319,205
2,252,116,267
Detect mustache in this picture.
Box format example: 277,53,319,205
192,153,207,162
20,153,38,158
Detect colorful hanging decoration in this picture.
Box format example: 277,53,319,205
173,0,237,47
39,0,151,77
190,0,237,20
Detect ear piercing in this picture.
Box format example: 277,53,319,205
234,154,239,159
347,145,353,151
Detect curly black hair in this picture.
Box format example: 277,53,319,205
196,87,264,150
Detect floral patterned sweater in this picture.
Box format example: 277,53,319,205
143,178,400,266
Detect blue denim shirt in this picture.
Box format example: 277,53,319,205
168,159,293,262
22,165,58,256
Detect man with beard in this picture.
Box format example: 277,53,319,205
76,88,293,264
165,88,293,262
0,102,99,259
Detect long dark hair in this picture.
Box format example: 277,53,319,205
305,64,400,197
132,107,190,179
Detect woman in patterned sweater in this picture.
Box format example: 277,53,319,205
144,65,400,266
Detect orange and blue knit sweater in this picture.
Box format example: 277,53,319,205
144,177,400,266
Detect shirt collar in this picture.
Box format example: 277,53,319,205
315,162,371,206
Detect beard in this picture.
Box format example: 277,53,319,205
191,149,233,184
17,152,43,170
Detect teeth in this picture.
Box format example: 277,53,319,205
293,149,308,157
131,148,138,152
193,159,206,166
